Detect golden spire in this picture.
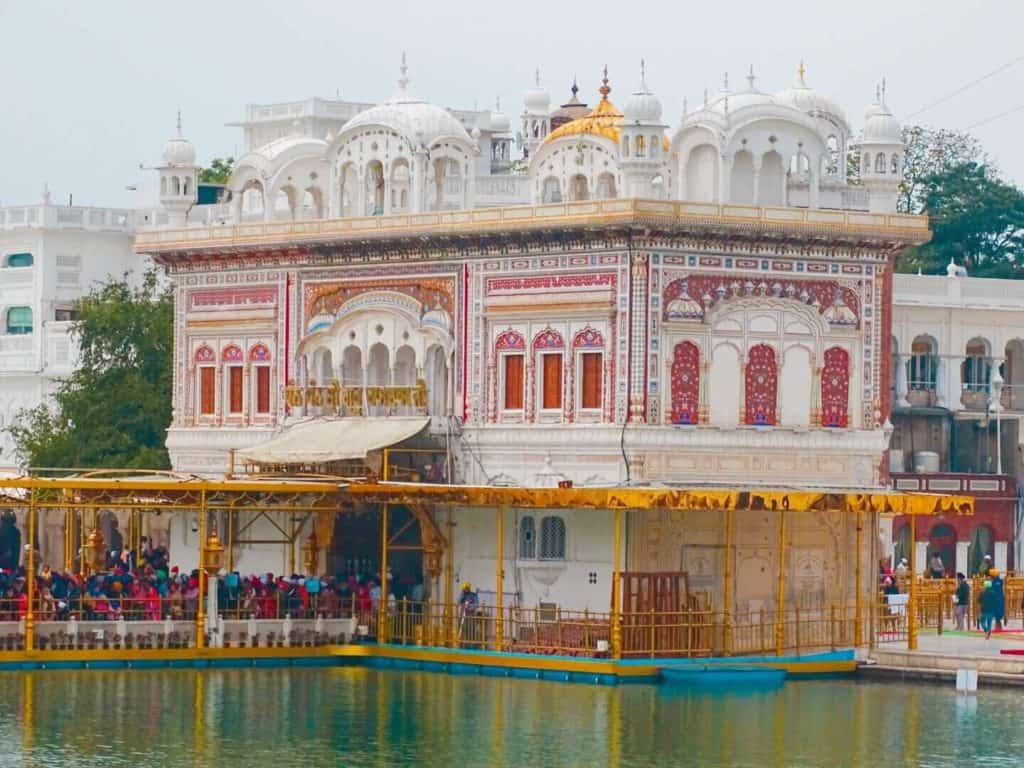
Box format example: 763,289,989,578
797,60,807,83
598,64,610,100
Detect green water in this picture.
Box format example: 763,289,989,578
0,668,1020,767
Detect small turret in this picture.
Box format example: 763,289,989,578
158,112,199,227
859,80,903,213
620,60,667,199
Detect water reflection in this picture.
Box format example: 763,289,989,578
0,670,1022,767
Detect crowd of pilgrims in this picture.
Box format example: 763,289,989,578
0,531,423,623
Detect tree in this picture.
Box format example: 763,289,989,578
200,157,235,185
899,162,1024,277
898,126,986,214
6,269,173,469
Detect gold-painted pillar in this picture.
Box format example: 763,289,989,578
775,507,787,656
854,507,863,647
724,506,735,656
21,673,33,766
196,492,208,649
63,507,73,572
444,507,454,646
25,489,36,651
612,508,623,659
227,509,234,573
495,506,505,651
908,512,918,651
379,504,389,643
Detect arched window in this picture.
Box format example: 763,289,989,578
172,176,181,195
890,154,900,175
534,329,565,411
596,173,616,199
650,135,659,157
519,515,536,559
875,153,886,174
5,307,32,335
909,336,937,391
5,253,32,268
862,153,871,175
541,177,562,204
497,330,526,412
963,338,991,392
539,516,566,560
635,135,646,158
826,135,840,176
622,136,629,158
969,525,994,576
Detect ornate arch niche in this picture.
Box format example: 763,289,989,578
821,346,851,428
745,343,778,425
670,341,701,425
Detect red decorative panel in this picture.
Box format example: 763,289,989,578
670,342,700,425
495,330,525,350
533,328,565,350
745,344,777,426
573,327,605,348
663,276,859,324
821,346,850,428
188,286,277,311
222,345,243,363
194,345,215,363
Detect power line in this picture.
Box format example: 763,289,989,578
963,103,1024,131
904,55,1024,120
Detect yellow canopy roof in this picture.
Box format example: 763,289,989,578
236,417,429,466
544,95,625,146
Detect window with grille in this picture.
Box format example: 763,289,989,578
909,337,937,391
5,306,32,335
539,516,566,560
519,516,535,559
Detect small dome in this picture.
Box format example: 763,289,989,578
774,63,848,127
490,98,511,133
524,69,551,114
162,113,196,166
543,71,623,146
622,63,662,124
862,88,902,145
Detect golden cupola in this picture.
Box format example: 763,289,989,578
543,67,624,146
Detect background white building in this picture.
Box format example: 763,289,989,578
0,192,141,464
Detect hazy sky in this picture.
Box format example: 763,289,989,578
1,0,1022,208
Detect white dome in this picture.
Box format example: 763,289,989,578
774,67,848,128
524,69,550,114
491,99,511,132
862,97,902,145
623,69,663,125
341,91,471,149
162,136,196,166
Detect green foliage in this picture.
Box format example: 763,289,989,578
899,162,1024,277
898,126,986,214
6,269,173,469
199,157,235,185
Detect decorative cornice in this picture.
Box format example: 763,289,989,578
138,198,930,269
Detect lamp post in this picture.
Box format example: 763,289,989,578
990,368,1004,475
198,527,224,648
85,528,105,575
302,530,319,575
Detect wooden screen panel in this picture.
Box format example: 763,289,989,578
199,367,215,415
580,352,602,409
228,367,243,414
503,354,524,410
255,366,271,414
542,353,563,410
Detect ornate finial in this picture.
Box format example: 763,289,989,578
703,87,709,106
682,96,688,116
797,60,807,83
535,67,541,88
42,182,51,205
640,58,647,89
723,71,729,91
571,75,579,99
598,64,610,100
398,51,409,91
747,64,756,91
176,109,182,136
875,82,881,103
881,77,887,103
495,96,501,112
724,95,729,114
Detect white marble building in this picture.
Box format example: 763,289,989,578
0,193,141,464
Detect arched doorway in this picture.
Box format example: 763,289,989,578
970,525,994,576
928,523,956,577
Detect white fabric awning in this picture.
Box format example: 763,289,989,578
236,417,430,465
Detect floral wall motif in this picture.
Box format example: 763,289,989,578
670,341,700,425
663,276,860,325
821,346,851,428
303,277,456,329
745,344,778,426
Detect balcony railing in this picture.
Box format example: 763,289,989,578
284,380,428,417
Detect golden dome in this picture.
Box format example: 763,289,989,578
542,69,670,150
544,92,623,146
